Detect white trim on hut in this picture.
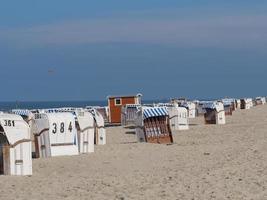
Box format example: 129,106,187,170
0,113,32,175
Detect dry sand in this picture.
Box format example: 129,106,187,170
1,105,267,200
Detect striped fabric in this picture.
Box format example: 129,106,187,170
42,108,77,118
222,99,235,106
143,107,168,119
12,109,31,116
126,104,141,108
155,103,173,107
199,101,214,105
202,102,217,109
43,107,76,113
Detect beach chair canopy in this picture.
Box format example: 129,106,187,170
12,109,32,117
40,107,77,113
86,108,103,126
0,114,30,145
180,101,196,109
244,98,253,103
39,107,80,120
142,107,168,119
256,97,266,102
221,99,235,106
203,102,224,112
75,110,94,130
0,113,32,176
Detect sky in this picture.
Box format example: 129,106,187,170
0,1,267,101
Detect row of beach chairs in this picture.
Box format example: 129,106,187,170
0,96,265,176
0,108,106,176
133,97,266,145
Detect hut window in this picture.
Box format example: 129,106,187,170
114,98,122,106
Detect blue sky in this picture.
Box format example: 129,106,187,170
0,1,267,101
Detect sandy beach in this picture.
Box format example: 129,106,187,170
0,105,267,200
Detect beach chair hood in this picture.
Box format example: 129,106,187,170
0,114,30,145
142,107,168,119
203,102,224,113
